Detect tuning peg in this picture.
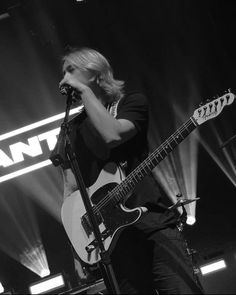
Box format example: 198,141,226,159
176,193,183,199
224,88,231,94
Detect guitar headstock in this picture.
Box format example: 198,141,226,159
193,91,235,126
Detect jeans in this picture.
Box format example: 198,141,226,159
110,226,204,294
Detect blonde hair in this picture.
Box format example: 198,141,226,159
62,47,125,102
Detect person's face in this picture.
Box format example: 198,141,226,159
63,60,96,88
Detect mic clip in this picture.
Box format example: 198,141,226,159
59,84,81,103
59,84,73,95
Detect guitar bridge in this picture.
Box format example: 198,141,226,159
85,229,111,253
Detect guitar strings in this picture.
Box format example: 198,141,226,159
83,117,196,219
95,94,229,212
87,118,195,215
83,94,232,220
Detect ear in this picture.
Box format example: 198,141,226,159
95,75,102,85
89,75,98,83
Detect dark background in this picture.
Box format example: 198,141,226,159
0,0,236,293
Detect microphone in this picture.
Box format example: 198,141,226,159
59,84,73,95
59,84,81,101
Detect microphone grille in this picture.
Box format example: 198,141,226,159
59,84,73,95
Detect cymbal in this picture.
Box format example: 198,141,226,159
168,197,200,210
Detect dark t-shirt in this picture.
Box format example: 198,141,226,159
66,92,178,233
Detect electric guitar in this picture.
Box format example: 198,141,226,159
61,91,235,265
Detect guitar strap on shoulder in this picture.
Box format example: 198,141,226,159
107,99,119,118
107,99,128,174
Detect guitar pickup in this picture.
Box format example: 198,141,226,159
81,215,91,236
81,212,104,236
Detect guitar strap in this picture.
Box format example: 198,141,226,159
107,99,128,173
107,99,119,118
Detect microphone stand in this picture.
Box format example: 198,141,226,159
50,96,120,295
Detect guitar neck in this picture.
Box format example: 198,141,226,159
112,117,197,203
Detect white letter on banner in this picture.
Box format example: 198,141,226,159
10,136,43,163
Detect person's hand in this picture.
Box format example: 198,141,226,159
59,75,89,95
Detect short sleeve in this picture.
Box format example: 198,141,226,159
116,92,149,133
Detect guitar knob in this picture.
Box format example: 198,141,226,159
85,245,95,253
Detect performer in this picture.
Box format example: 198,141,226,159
57,47,204,294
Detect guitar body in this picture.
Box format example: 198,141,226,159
61,162,143,265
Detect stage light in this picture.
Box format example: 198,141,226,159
40,268,50,278
29,273,65,294
0,13,10,21
0,282,4,294
186,215,196,225
19,243,50,278
200,259,226,275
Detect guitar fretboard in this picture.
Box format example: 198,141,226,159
110,117,197,204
